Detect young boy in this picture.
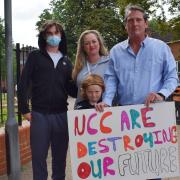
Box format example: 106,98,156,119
76,74,105,109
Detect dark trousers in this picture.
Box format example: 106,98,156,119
30,111,69,180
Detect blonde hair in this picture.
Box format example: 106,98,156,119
72,30,108,80
80,74,105,100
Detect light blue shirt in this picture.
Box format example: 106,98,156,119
75,56,110,105
103,37,178,106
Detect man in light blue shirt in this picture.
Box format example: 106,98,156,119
103,35,178,106
96,4,178,180
96,4,178,109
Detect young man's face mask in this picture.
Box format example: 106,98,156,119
46,35,61,47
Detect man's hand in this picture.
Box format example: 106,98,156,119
145,92,164,107
95,102,109,112
23,112,32,121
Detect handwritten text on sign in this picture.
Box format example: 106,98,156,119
67,102,180,180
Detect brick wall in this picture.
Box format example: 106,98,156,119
0,121,31,176
0,133,6,175
167,40,180,61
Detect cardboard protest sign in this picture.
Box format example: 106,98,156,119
67,102,180,180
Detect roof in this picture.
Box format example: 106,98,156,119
167,40,180,44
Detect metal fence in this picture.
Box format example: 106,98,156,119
0,43,36,126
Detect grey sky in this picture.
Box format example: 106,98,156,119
0,0,51,47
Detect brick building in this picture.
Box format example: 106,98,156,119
167,40,180,76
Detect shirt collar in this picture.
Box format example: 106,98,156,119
142,36,149,46
125,36,149,49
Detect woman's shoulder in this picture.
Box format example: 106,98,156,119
99,55,110,63
96,55,110,66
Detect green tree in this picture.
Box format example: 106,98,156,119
168,16,180,40
0,18,17,89
148,16,180,42
166,0,180,15
116,0,168,21
36,0,180,61
149,18,170,39
0,18,5,82
36,0,125,61
36,9,53,30
147,0,180,42
116,0,180,41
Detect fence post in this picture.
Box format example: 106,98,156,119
16,43,22,126
4,0,21,179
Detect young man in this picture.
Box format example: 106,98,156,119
96,4,178,180
18,20,77,180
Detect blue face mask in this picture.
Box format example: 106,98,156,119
46,35,61,47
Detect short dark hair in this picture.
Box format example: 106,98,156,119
38,20,67,55
124,4,149,22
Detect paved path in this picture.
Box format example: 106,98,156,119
0,97,180,180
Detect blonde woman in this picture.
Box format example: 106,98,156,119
72,30,110,107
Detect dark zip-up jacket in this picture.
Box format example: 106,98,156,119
18,49,77,114
75,99,102,110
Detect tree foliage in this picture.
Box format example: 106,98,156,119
0,18,5,80
36,0,125,60
168,15,180,40
165,0,180,14
117,0,163,17
0,18,17,87
36,0,180,61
